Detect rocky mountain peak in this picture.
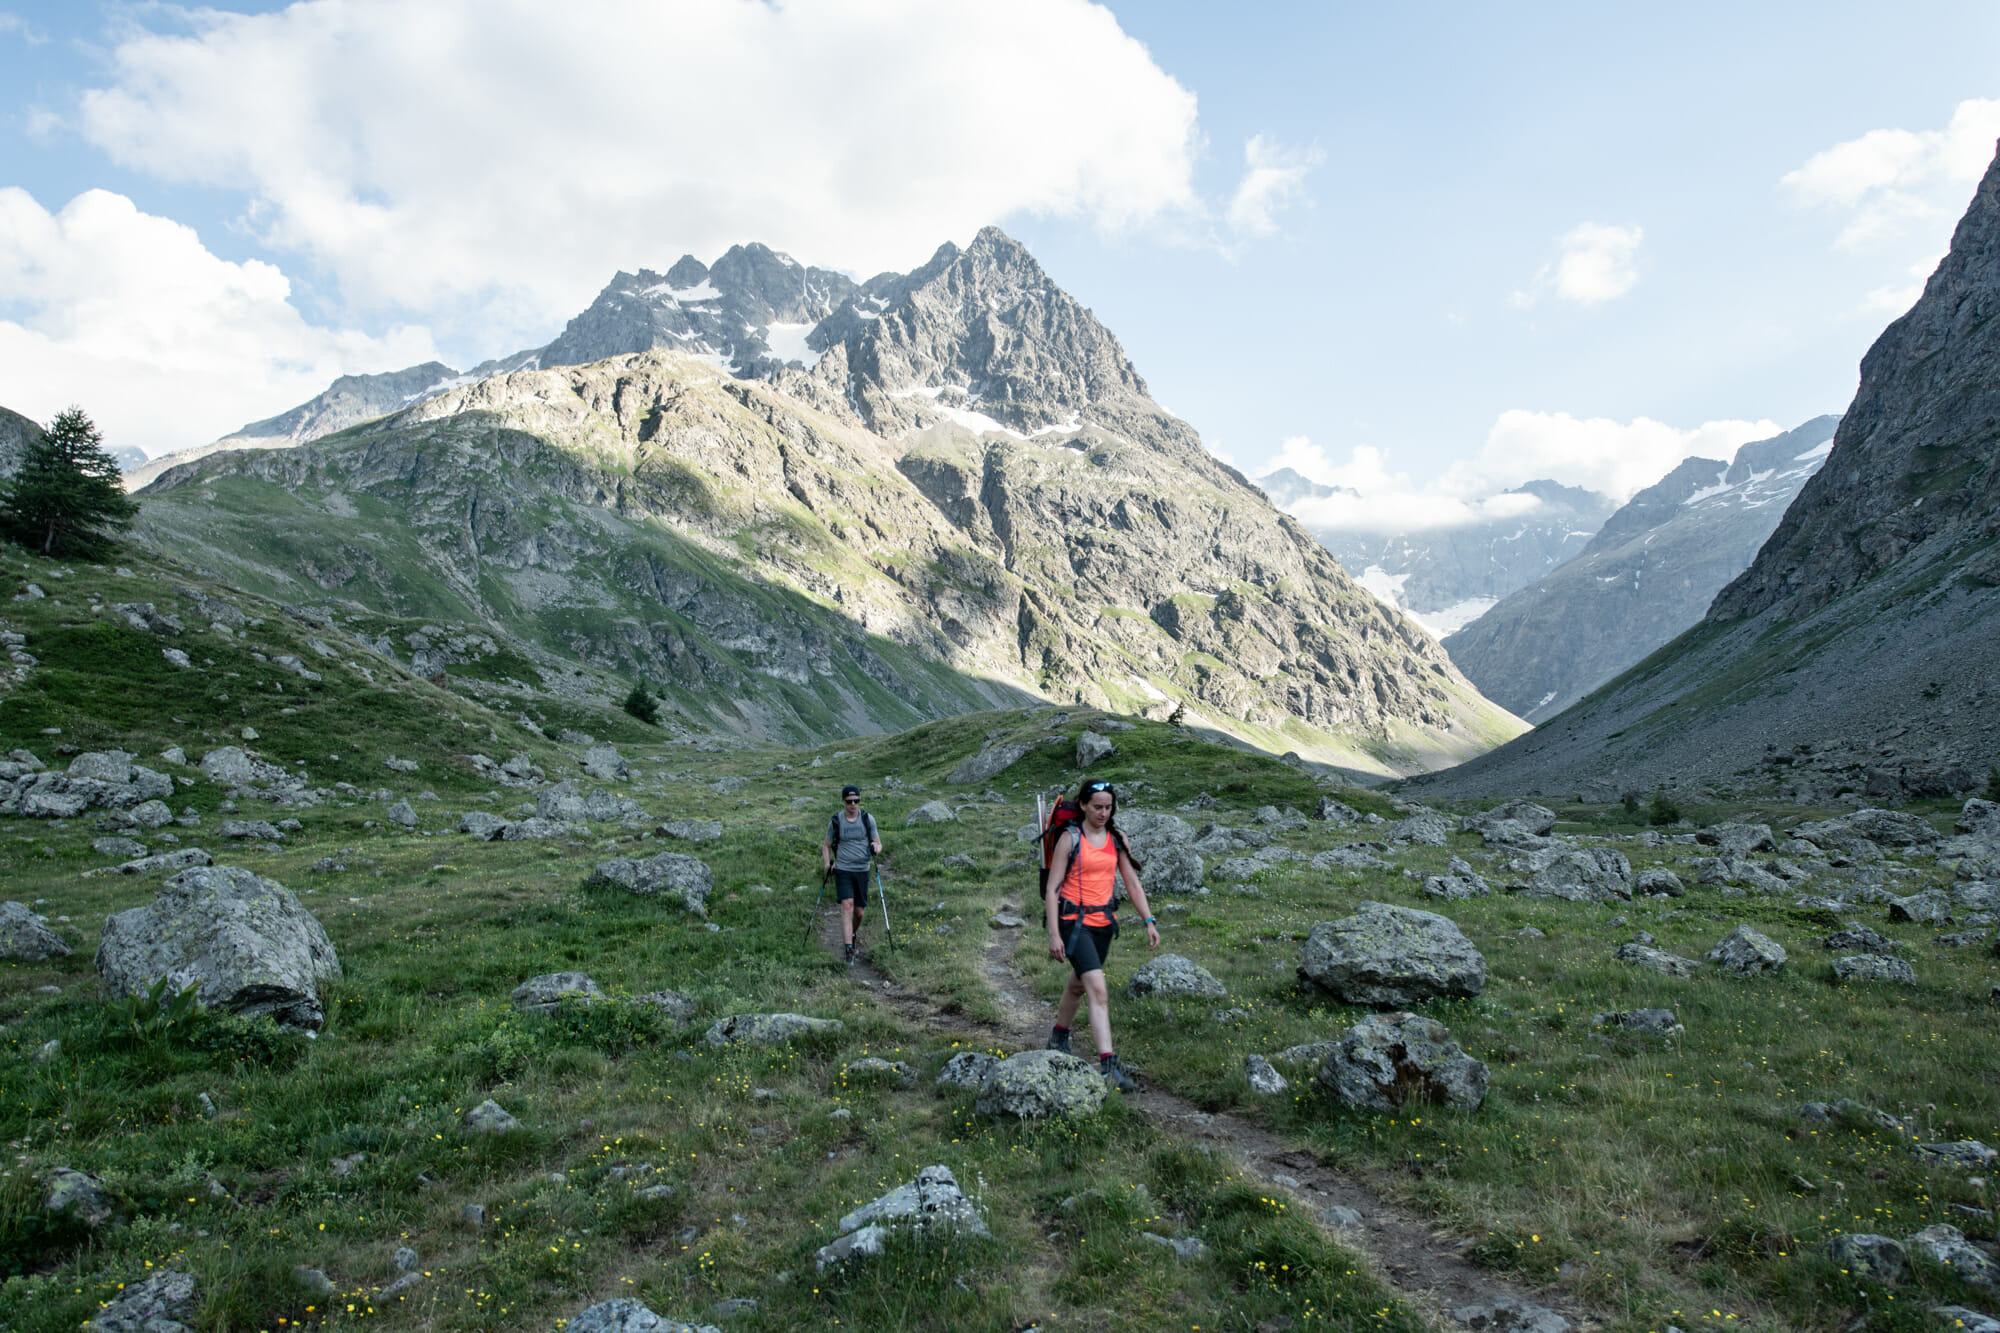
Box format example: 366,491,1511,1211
0,405,42,478
1714,145,2000,622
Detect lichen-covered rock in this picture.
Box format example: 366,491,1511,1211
1591,1008,1684,1037
83,1269,199,1333
458,811,509,840
1297,901,1486,1006
1612,942,1701,976
657,818,723,843
842,1057,916,1087
1931,1307,2000,1333
1461,800,1558,838
1822,1232,1906,1282
1245,1054,1289,1094
199,746,289,787
1135,842,1204,894
1075,731,1116,767
1889,889,1952,924
904,800,957,825
511,972,604,1013
630,989,698,1026
499,816,584,841
1635,868,1686,896
567,1300,718,1333
947,742,1031,784
1697,822,1777,854
1793,809,1941,852
1424,860,1491,899
68,750,135,784
587,852,713,915
460,1100,521,1133
935,1051,1001,1090
116,848,214,875
579,744,630,782
1312,845,1391,871
42,1166,115,1229
835,1164,988,1239
1911,1140,1998,1169
219,819,285,841
974,1050,1106,1118
1825,922,1898,952
1708,925,1787,977
0,901,71,960
1904,1223,2000,1289
704,1013,844,1047
1317,1012,1488,1112
1833,954,1917,985
95,865,341,1029
1385,811,1451,846
1126,953,1227,999
384,801,419,829
1514,846,1632,901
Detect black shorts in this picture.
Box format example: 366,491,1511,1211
1061,916,1116,977
834,869,869,907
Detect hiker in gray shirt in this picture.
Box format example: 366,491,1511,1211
822,783,880,962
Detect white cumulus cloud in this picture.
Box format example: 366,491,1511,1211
1227,135,1322,239
1512,223,1644,308
74,0,1206,349
1782,97,2000,248
0,188,436,457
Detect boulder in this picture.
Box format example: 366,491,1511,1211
1075,731,1116,767
904,800,957,826
630,990,698,1027
1833,954,1917,985
460,1100,521,1134
1385,811,1450,846
1313,795,1362,823
1904,1224,2000,1290
1297,901,1487,1006
579,744,630,781
703,1013,844,1047
1425,857,1491,900
587,852,713,915
974,1050,1106,1119
1825,923,1897,952
1463,799,1558,838
1612,942,1701,977
384,800,419,829
1793,809,1941,852
1317,1012,1488,1112
67,750,134,783
95,865,342,1029
93,836,147,859
842,1057,917,1087
458,811,509,840
500,817,583,841
128,799,173,829
1910,1140,1998,1169
218,819,284,841
1451,1299,1572,1333
947,743,1031,784
511,972,604,1013
116,848,214,875
1696,822,1777,854
1126,954,1227,999
833,1163,988,1239
1635,868,1685,896
0,901,71,959
43,1166,116,1229
1312,845,1391,871
1889,889,1952,924
657,819,723,843
1245,1054,1289,1095
1135,843,1204,894
1514,847,1632,902
1591,1008,1684,1037
1822,1233,1906,1283
1708,925,1787,977
567,1299,721,1333
199,746,288,787
1932,1309,2000,1333
83,1269,199,1333
935,1051,1001,1090
537,781,590,821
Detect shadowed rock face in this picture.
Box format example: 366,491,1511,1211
1415,140,2000,800
129,227,1523,770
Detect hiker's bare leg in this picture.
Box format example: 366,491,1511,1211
1080,969,1112,1054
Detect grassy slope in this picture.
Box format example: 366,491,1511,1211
1,556,1993,1332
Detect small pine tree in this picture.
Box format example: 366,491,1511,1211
1167,700,1186,730
0,407,139,560
622,682,661,726
1646,787,1682,826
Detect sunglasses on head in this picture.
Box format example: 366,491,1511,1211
1085,781,1112,793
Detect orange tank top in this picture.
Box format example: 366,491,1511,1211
1060,830,1118,927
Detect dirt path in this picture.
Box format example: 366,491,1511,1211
814,896,1602,1333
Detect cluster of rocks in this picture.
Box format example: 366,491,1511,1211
454,779,652,841
814,1164,989,1270
586,852,715,916
0,749,176,823
510,971,698,1027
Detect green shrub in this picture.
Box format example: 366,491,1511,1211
1647,787,1682,825
623,682,662,725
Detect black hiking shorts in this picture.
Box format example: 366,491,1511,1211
834,869,869,907
1060,915,1116,977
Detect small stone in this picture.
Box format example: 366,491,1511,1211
1822,1232,1905,1282
1141,1231,1206,1259
294,1266,336,1295
1318,1204,1364,1227
460,1100,521,1134
1245,1054,1289,1095
461,1203,486,1227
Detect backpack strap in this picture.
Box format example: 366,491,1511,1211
863,810,877,847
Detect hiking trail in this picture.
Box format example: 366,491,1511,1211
812,891,1602,1333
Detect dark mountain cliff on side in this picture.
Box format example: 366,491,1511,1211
1414,143,2000,802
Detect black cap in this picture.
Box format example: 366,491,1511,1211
841,784,861,799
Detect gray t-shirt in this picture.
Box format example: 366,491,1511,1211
827,809,877,871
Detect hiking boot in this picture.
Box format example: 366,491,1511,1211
1046,1027,1072,1055
842,941,856,964
1100,1054,1136,1092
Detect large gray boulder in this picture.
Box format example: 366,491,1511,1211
199,746,288,787
83,1269,199,1333
1792,808,1941,852
1905,1223,2000,1289
657,818,723,843
1888,889,1952,924
1833,954,1917,985
95,865,341,1029
67,750,135,783
43,1166,116,1230
1708,925,1787,977
1126,954,1227,999
1461,800,1557,838
1317,1012,1489,1112
974,1050,1106,1118
1385,811,1451,846
458,811,509,840
0,901,71,959
537,781,590,821
1297,901,1486,1006
500,816,584,841
1136,843,1205,894
831,1164,989,1242
1696,822,1777,854
904,800,957,825
511,972,604,1013
1513,846,1632,901
1312,845,1391,871
947,742,1030,784
1075,731,1116,767
703,1013,844,1047
567,1299,719,1333
935,1051,1001,1090
1612,942,1702,976
579,743,630,782
587,852,713,915
1822,1233,1905,1283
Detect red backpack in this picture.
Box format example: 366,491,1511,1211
1037,799,1085,901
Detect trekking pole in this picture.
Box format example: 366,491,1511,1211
804,866,829,946
873,857,893,946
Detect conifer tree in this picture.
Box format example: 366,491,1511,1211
0,407,140,560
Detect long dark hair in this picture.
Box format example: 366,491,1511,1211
1072,779,1142,871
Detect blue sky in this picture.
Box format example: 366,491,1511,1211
2,1,1997,526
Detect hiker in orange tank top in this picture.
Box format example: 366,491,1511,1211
1043,779,1160,1091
